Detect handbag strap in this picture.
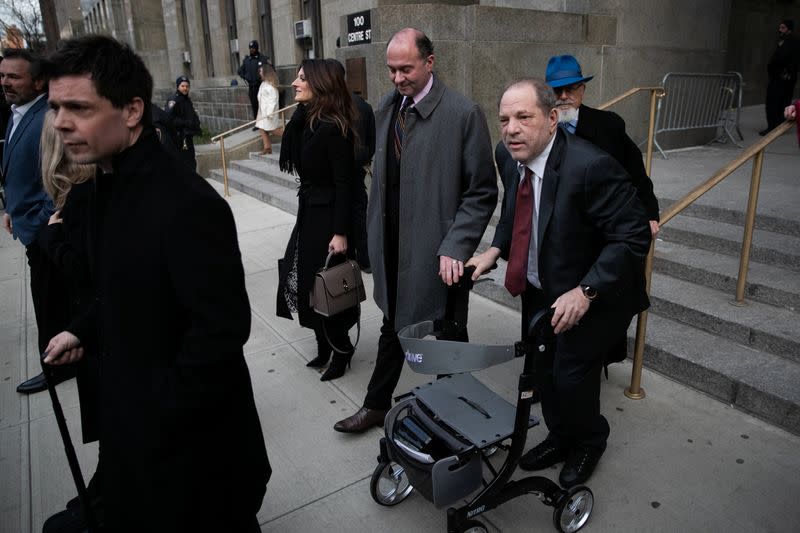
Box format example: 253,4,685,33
322,300,361,354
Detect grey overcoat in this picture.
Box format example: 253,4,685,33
366,75,498,329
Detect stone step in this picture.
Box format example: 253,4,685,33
249,149,282,169
653,240,800,311
634,312,800,436
209,167,298,215
660,213,800,272
230,158,298,189
649,272,800,364
659,197,800,238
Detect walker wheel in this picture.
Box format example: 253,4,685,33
458,519,488,533
553,485,594,533
370,461,413,506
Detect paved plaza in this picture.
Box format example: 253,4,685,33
2,106,800,532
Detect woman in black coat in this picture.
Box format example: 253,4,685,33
37,111,103,524
276,58,359,381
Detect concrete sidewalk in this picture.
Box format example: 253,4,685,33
2,174,799,532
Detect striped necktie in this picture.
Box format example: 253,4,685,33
393,97,413,159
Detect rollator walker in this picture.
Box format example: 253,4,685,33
368,277,594,533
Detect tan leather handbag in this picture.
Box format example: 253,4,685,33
310,252,366,316
310,252,366,353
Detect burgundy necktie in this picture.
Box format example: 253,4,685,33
504,167,534,297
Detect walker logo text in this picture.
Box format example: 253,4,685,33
467,505,486,518
404,350,423,364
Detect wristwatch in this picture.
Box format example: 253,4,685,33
581,285,598,301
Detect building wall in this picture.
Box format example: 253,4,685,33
55,0,86,38
726,0,800,106
335,1,730,146
67,0,761,139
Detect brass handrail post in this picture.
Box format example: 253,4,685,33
644,89,662,176
220,137,229,198
626,239,654,400
734,149,765,304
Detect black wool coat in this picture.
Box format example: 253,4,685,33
276,115,358,330
78,132,270,531
38,180,100,443
574,104,660,221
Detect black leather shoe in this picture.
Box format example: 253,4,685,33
333,407,387,433
559,446,604,487
17,368,76,394
519,440,567,471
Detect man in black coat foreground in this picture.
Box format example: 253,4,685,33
468,78,650,487
43,35,270,532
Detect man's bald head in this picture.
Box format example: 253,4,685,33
386,28,434,97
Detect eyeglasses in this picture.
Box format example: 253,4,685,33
553,83,584,96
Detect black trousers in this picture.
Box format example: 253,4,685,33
351,182,369,269
521,284,629,452
363,284,469,411
248,84,259,120
765,77,797,130
26,240,70,355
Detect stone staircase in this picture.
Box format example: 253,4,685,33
210,152,800,436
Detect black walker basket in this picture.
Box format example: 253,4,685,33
369,305,595,533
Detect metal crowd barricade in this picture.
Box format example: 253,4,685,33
651,72,743,158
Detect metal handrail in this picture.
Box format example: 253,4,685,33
212,102,298,197
624,119,795,400
597,86,666,176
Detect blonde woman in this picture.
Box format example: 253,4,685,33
37,110,104,525
256,65,281,154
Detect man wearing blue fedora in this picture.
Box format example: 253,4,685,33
541,55,660,236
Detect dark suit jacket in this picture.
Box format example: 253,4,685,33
1,95,54,245
79,132,270,531
492,129,651,318
496,104,660,222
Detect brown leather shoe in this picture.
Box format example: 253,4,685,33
333,407,387,433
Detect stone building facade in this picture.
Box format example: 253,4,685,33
51,0,800,136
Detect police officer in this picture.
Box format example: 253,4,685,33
238,40,272,125
165,75,201,171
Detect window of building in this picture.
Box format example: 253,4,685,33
179,0,193,78
200,0,214,77
225,0,239,75
258,0,274,61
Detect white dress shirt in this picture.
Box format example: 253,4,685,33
8,93,46,141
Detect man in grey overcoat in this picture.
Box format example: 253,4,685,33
334,28,497,433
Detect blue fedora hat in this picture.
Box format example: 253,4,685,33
545,55,594,88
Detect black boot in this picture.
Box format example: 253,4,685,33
307,328,332,368
320,351,353,381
